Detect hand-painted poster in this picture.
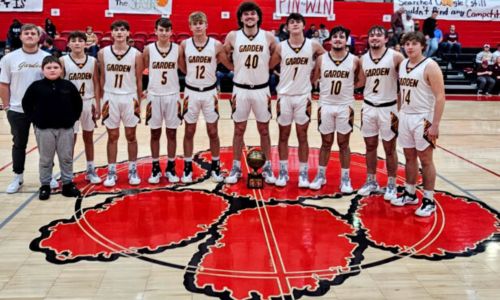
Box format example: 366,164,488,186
0,0,43,12
395,0,500,21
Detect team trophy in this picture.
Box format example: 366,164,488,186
246,149,266,189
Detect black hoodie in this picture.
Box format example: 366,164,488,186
22,78,83,129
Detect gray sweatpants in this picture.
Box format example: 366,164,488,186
35,127,74,185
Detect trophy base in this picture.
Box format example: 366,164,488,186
247,173,264,189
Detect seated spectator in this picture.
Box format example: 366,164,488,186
476,59,495,96
277,23,289,41
442,25,461,56
434,25,443,56
492,43,500,62
41,38,61,57
492,56,500,94
305,24,317,39
476,44,493,65
311,30,321,43
6,19,23,51
84,26,99,57
402,13,415,33
318,24,329,44
216,63,234,92
394,43,403,54
386,29,399,49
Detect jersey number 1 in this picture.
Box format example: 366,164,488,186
402,89,411,104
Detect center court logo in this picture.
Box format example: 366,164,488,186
30,147,499,300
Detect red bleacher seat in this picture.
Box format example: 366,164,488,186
176,32,190,42
133,32,148,42
99,38,113,48
208,32,220,41
53,38,68,52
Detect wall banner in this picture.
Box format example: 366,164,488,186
395,0,500,21
0,0,43,12
275,0,334,17
109,0,172,15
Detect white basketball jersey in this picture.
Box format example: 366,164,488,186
185,37,217,87
62,54,96,100
277,39,315,96
319,52,355,106
399,58,435,114
362,48,398,104
103,46,138,95
233,29,270,85
147,42,180,95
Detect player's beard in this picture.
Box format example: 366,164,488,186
370,43,381,50
332,45,345,52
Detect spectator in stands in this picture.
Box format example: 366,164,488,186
434,24,444,56
41,38,61,57
414,20,420,32
394,43,403,54
391,7,405,38
476,59,495,96
44,18,57,39
305,24,317,39
492,56,500,94
37,26,49,46
311,30,321,43
6,19,23,51
476,44,493,65
402,13,415,33
423,8,439,57
277,23,289,41
492,43,500,61
386,29,399,49
318,24,329,44
442,25,461,55
84,26,99,57
216,63,234,92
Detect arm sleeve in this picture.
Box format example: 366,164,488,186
70,83,83,122
22,83,36,119
0,56,11,84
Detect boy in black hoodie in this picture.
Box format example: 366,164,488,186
22,56,83,200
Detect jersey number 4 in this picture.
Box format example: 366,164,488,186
402,89,411,104
79,83,86,96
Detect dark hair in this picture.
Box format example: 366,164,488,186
237,1,263,28
45,18,52,25
330,26,350,40
320,24,326,29
400,31,427,48
368,25,387,38
68,31,87,42
110,20,130,31
42,55,62,68
44,38,53,46
155,17,172,30
286,13,305,26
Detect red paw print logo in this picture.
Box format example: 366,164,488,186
31,147,500,300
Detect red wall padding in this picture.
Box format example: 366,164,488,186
1,1,498,47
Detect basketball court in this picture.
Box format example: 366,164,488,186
0,95,498,299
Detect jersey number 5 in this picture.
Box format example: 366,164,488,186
161,71,168,85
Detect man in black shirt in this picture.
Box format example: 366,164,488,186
423,8,439,57
22,56,83,200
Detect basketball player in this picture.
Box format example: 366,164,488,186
60,31,102,184
357,26,405,201
223,1,278,184
0,24,50,194
391,31,445,217
310,26,362,192
269,13,325,187
98,20,144,187
143,18,182,184
178,11,233,183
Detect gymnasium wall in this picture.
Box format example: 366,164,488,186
0,1,498,47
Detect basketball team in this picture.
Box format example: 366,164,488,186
0,2,445,217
